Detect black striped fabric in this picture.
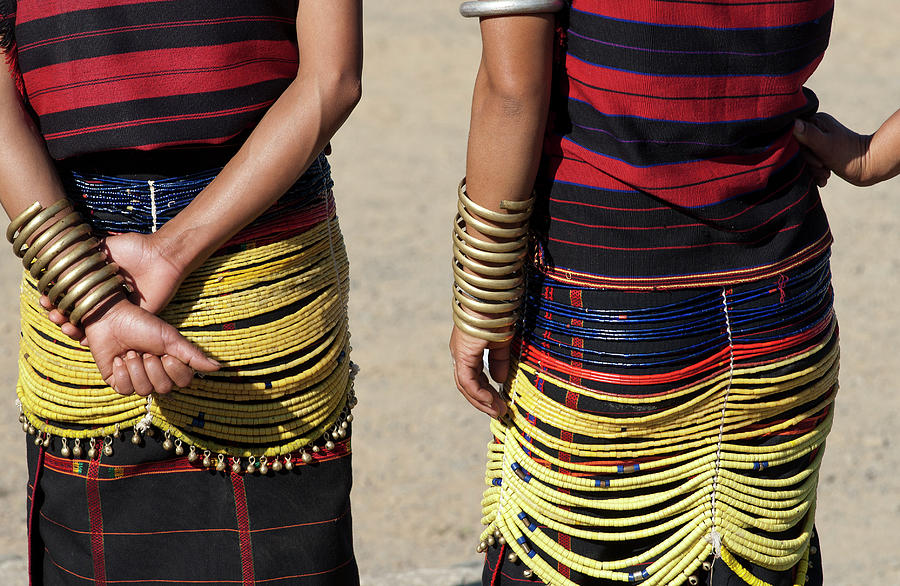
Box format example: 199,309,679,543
26,435,358,585
536,0,835,289
4,0,299,160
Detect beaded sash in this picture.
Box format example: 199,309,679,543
17,163,356,473
480,255,837,585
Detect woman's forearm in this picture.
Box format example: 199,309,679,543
0,57,68,220
153,0,362,279
868,108,900,184
464,15,555,221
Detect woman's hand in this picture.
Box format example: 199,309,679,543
794,110,900,188
82,296,220,396
450,324,510,418
794,114,871,187
41,231,185,341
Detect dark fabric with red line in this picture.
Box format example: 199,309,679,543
25,432,358,585
535,0,834,288
3,0,299,159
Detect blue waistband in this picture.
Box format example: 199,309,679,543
60,154,333,234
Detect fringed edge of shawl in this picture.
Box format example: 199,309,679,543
0,0,25,98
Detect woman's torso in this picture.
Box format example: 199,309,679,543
537,0,835,289
8,0,299,160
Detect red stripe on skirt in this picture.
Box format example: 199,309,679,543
27,446,45,586
86,456,107,586
231,472,256,586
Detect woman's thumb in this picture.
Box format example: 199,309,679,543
164,333,220,372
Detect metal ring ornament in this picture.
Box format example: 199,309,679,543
454,287,522,314
459,0,565,18
11,200,72,257
22,211,83,268
454,218,527,253
455,275,525,302
46,250,107,304
459,179,534,224
29,225,93,279
7,200,128,326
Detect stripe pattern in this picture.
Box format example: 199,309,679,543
8,0,299,159
26,436,358,585
537,0,834,288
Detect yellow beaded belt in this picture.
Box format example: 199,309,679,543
479,290,838,585
17,210,356,474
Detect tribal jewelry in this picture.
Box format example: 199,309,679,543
460,0,565,18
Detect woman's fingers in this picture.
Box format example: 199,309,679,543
161,354,195,388
111,356,134,396
453,362,504,417
450,325,508,417
124,350,153,396
142,353,174,394
160,328,220,373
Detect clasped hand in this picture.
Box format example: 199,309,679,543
40,232,219,396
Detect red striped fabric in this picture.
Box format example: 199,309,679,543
537,0,834,288
7,0,300,159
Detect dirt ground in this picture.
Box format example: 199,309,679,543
1,1,898,584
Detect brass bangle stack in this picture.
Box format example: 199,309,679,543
7,200,126,326
452,179,533,343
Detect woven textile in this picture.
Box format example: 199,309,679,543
535,0,834,287
25,434,357,585
479,255,836,586
0,0,300,159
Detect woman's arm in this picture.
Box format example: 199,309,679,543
794,109,900,187
107,0,363,315
0,50,218,395
450,14,555,417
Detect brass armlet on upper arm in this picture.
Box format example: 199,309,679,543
459,0,564,18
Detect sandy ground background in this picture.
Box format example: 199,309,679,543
1,1,899,584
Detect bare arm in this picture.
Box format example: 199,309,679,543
138,0,362,298
451,14,555,417
0,60,218,394
794,109,900,187
48,0,362,338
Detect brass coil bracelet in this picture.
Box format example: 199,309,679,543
459,0,565,18
7,201,126,326
452,179,533,343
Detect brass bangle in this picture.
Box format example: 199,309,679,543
452,300,517,329
69,274,126,326
499,197,535,212
30,224,93,279
22,211,83,268
11,200,72,257
46,251,107,304
454,287,521,314
6,202,42,243
459,0,565,18
457,201,529,239
454,218,527,253
452,311,515,343
41,238,101,297
458,179,533,224
453,261,524,291
455,273,524,302
453,231,527,265
453,244,525,278
57,263,120,316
